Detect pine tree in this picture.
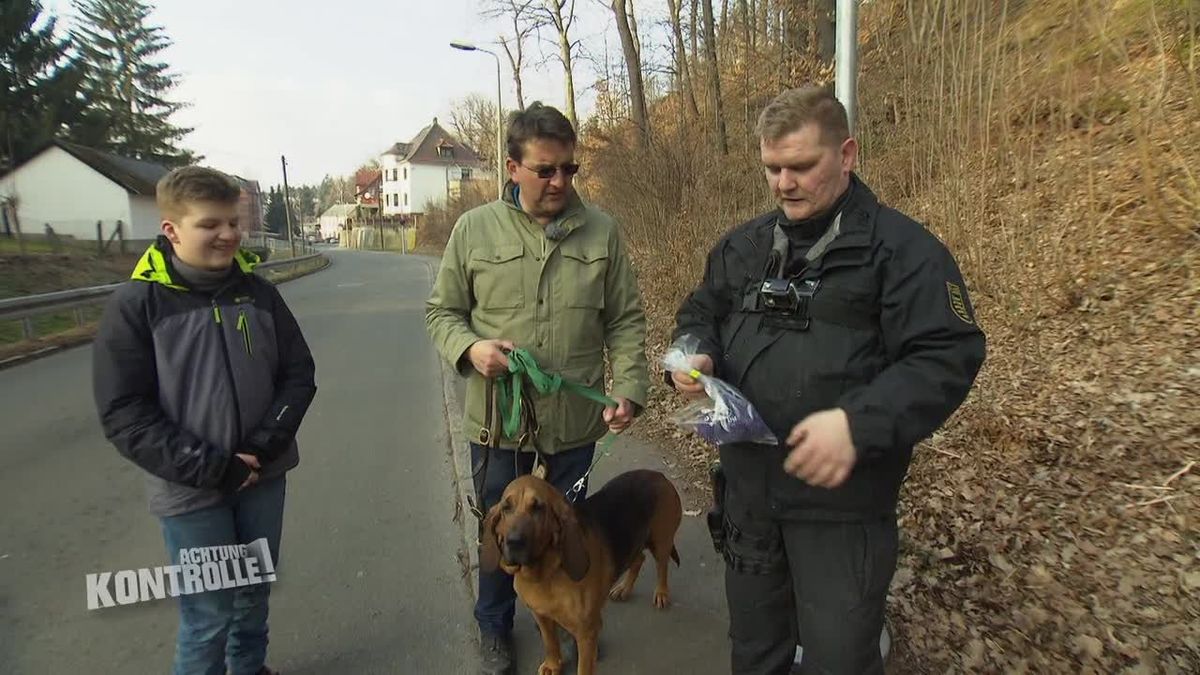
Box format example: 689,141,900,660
70,0,195,166
265,186,287,234
0,0,87,169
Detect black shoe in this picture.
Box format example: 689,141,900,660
479,632,514,675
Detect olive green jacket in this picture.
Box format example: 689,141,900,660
425,184,649,454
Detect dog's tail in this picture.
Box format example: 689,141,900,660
671,545,681,567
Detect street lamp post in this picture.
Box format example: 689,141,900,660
450,41,504,199
835,0,859,134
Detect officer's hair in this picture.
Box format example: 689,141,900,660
506,102,576,161
756,86,850,147
156,166,242,220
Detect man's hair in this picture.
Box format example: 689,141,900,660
756,85,850,146
506,102,576,161
156,166,242,220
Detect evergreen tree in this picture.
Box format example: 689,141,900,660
70,0,194,166
0,0,87,169
264,186,287,234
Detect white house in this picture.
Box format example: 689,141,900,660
0,141,265,245
379,118,486,217
0,141,170,243
319,203,359,241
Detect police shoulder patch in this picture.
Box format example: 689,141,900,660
946,281,974,325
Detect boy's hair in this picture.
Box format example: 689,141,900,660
156,166,243,220
756,85,850,147
506,102,576,161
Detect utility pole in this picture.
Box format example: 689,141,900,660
281,155,296,257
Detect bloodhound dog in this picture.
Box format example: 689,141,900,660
480,469,683,675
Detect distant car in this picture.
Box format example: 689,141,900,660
305,233,318,244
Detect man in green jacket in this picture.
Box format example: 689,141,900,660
426,102,649,675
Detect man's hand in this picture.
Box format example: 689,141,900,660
670,354,713,400
783,409,857,489
236,453,261,491
467,339,515,378
602,397,637,433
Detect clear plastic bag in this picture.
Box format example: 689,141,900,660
661,335,779,446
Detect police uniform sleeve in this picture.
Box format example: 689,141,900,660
671,238,734,382
838,231,986,459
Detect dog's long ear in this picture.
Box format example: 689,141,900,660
479,504,503,573
553,498,590,581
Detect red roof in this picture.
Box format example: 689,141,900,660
355,168,382,189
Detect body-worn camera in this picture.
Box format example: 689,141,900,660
759,278,819,313
759,278,799,312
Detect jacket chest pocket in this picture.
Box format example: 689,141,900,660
470,245,526,309
559,246,608,309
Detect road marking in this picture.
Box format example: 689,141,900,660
337,283,365,288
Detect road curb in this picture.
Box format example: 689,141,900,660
422,258,480,604
440,358,479,602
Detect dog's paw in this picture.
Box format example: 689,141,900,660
653,589,671,609
538,660,564,675
609,584,633,602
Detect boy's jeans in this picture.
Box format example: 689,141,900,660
160,475,286,675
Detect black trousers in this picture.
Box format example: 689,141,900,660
722,487,898,675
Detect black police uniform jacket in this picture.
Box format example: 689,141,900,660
673,174,986,519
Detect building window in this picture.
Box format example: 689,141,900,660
403,167,407,180
403,193,408,206
393,193,400,206
461,168,472,180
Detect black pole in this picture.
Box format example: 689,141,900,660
281,155,296,257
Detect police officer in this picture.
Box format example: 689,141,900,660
671,86,986,674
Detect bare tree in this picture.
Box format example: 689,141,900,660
541,0,580,129
611,0,650,144
627,0,642,62
701,0,728,154
667,0,701,118
689,0,699,62
485,0,542,111
448,94,500,168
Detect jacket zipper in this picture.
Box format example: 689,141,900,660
236,309,253,356
211,295,244,443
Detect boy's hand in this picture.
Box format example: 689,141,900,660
236,453,260,491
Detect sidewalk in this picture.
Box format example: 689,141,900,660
440,363,732,674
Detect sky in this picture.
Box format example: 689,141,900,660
42,0,626,186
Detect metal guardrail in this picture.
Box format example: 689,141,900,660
0,253,325,340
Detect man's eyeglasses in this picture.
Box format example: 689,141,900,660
520,162,581,179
